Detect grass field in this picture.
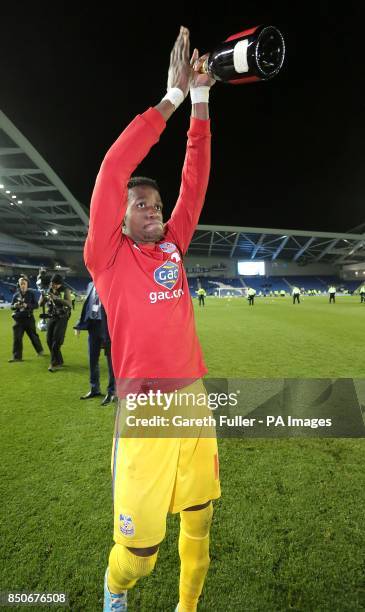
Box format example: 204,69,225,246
1,296,365,611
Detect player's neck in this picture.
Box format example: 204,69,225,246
138,241,155,248
124,230,158,249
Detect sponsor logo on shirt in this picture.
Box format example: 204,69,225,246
154,261,179,290
119,514,135,537
159,241,177,253
150,288,184,304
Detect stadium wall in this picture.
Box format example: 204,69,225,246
184,256,336,277
341,263,365,280
184,256,236,277
267,261,337,276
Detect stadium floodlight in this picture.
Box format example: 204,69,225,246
51,228,58,234
17,200,22,204
0,184,4,189
5,190,11,194
11,195,16,199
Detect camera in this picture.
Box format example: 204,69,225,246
36,267,52,294
14,296,26,309
11,296,29,321
37,268,53,327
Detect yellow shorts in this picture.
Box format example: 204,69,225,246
111,379,221,547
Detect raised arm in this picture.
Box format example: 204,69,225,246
166,51,215,253
84,110,166,275
84,26,197,276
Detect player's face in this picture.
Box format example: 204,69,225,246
19,279,28,292
124,186,164,243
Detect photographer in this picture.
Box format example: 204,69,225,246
9,276,44,362
39,273,72,372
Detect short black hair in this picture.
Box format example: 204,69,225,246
127,176,160,193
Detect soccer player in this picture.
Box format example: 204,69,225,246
84,26,220,612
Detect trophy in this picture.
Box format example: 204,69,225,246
200,25,285,84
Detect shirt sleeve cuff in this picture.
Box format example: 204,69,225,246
189,116,211,135
141,107,167,135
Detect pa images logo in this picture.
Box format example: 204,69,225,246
119,514,135,537
154,261,179,290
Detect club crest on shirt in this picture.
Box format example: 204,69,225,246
154,261,179,289
119,514,135,537
159,242,177,253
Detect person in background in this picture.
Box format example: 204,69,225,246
247,287,256,306
70,290,76,310
196,287,206,306
74,281,115,406
328,285,336,304
9,276,44,362
292,286,301,304
39,273,72,372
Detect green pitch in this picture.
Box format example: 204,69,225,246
0,297,364,611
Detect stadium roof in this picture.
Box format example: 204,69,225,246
1,108,365,266
188,226,365,265
0,110,88,253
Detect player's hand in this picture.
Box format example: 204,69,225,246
167,26,192,98
191,50,216,88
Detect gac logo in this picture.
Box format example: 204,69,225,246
154,261,179,290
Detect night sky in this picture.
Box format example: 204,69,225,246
1,2,365,234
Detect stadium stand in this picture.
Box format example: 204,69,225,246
63,277,91,294
186,274,359,297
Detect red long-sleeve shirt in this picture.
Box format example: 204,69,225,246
84,107,211,395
